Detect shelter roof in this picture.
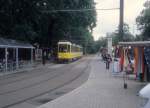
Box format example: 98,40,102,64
0,37,34,48
119,41,150,47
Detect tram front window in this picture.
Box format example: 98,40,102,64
59,44,69,52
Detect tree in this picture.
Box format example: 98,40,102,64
0,0,97,50
136,1,150,40
0,0,41,42
110,23,134,45
94,37,107,52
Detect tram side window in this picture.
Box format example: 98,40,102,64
68,45,71,52
78,47,80,52
81,48,83,52
78,48,80,52
71,45,75,52
71,46,82,52
59,44,70,52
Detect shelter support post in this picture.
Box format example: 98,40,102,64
13,48,15,60
137,47,144,81
31,48,33,64
5,48,8,72
16,48,19,69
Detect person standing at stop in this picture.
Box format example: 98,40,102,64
42,50,46,65
105,54,112,71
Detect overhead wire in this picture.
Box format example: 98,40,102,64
42,8,119,13
41,8,119,46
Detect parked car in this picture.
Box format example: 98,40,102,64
139,83,150,108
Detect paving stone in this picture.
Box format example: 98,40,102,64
38,56,145,108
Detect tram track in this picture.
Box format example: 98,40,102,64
0,63,80,95
0,58,85,86
0,66,55,86
0,57,91,108
3,64,90,108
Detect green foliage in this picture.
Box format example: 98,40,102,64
0,0,96,51
134,34,143,41
136,1,150,40
92,23,135,54
111,23,134,45
94,37,107,53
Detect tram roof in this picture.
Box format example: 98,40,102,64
58,41,72,45
58,41,82,48
0,37,34,48
119,41,150,47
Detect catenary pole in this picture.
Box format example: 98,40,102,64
119,0,124,41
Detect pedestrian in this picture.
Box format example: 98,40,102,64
48,52,51,61
105,54,112,71
42,50,46,65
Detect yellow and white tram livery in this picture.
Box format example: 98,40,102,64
58,41,83,61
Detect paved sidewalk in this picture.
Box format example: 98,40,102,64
38,56,145,108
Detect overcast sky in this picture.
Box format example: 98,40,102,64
93,0,147,40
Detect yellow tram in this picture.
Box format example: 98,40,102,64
57,41,83,62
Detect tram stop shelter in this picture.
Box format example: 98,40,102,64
119,41,150,82
0,37,34,72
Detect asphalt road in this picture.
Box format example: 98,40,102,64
0,56,92,108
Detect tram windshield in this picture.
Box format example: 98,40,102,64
58,44,70,52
